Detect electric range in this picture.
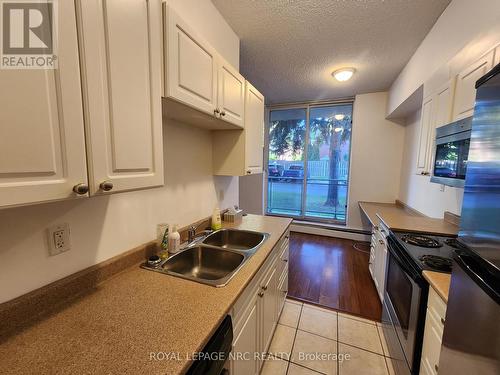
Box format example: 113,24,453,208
381,230,458,375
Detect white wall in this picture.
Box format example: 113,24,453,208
0,0,240,304
348,92,405,230
388,0,500,115
390,0,500,217
398,111,464,218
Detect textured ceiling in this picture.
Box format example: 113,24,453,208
212,0,451,104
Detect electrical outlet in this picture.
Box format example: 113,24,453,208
47,223,71,256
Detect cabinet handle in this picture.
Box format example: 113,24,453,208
434,364,438,372
221,110,226,116
440,317,445,325
379,240,385,245
73,183,89,195
258,291,264,297
99,181,114,192
246,170,252,175
283,259,288,262
214,108,220,115
262,285,268,291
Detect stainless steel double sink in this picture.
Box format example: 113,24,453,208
141,229,269,287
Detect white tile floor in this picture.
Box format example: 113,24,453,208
261,299,395,375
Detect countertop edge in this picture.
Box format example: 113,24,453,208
423,270,451,303
358,201,459,236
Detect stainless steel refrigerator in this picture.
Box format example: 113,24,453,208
439,63,500,374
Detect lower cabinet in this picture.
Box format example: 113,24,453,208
232,297,259,375
230,229,289,375
261,267,278,355
419,287,447,375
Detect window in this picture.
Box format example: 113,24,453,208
266,102,353,224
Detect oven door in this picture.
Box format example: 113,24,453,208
431,131,470,188
384,237,427,374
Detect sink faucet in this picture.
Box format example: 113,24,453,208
188,222,212,243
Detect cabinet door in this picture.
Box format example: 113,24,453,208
416,95,434,176
77,0,164,194
433,80,455,128
232,297,259,375
244,81,265,174
260,267,278,355
453,50,494,120
277,270,288,316
420,308,443,375
376,241,388,302
217,59,245,128
164,5,218,116
0,1,88,208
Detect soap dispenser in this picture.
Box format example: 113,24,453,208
211,207,222,231
168,224,181,254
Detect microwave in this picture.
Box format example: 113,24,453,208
430,117,472,188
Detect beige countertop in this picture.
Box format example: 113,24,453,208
359,201,459,236
0,214,292,375
423,271,452,303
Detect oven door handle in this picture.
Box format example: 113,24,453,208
387,240,422,283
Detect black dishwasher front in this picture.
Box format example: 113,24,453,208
187,315,233,375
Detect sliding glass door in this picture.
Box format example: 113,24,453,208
267,108,306,216
266,102,353,224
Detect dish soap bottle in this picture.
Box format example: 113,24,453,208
159,224,169,259
211,207,222,231
168,224,181,254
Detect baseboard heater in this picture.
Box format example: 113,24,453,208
290,220,371,242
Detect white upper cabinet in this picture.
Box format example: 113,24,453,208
244,82,265,174
164,4,218,116
416,95,434,175
433,80,455,128
452,50,494,120
213,81,265,176
217,59,246,128
0,0,89,208
77,0,164,194
163,5,244,130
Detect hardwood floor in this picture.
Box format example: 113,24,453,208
288,232,382,321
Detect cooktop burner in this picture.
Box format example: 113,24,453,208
419,255,453,272
392,231,458,273
402,234,442,248
444,238,461,249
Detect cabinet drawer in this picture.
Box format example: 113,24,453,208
427,287,447,327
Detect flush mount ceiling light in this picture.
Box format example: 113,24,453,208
332,68,355,82
334,114,345,121
334,127,343,133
